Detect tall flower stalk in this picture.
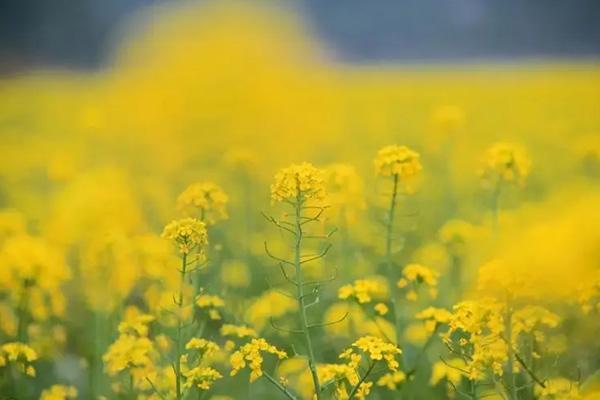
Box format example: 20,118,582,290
265,162,341,400
161,218,208,400
374,145,423,345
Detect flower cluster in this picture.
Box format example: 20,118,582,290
374,145,422,180
438,219,477,257
442,299,507,380
196,294,225,320
161,218,208,254
340,336,402,372
185,338,220,357
377,370,406,390
0,342,38,377
479,142,531,187
102,312,156,376
535,378,581,399
0,234,70,324
338,278,389,304
270,162,326,203
325,163,365,220
429,358,465,386
177,338,223,390
511,305,560,344
229,338,287,382
220,324,257,339
182,366,223,390
316,363,359,399
397,264,439,301
176,181,229,224
40,385,78,400
415,307,452,333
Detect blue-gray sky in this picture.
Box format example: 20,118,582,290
1,0,599,72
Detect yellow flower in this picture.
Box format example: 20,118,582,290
40,385,78,400
338,278,389,304
355,381,373,399
245,290,297,331
270,162,326,203
196,294,225,308
535,378,581,399
340,336,402,372
397,264,439,301
374,303,389,316
442,299,508,380
185,338,220,357
176,181,229,224
479,142,531,187
118,308,155,337
102,334,156,376
374,145,422,180
324,163,365,220
196,294,225,320
161,218,208,254
229,338,287,382
429,359,465,386
182,366,223,390
377,370,406,390
0,342,38,377
415,307,452,333
220,324,257,339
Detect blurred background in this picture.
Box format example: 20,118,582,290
1,0,600,73
0,1,599,399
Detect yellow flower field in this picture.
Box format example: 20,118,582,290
0,2,599,399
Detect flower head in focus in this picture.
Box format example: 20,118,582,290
374,145,422,180
161,218,208,254
229,338,287,382
270,162,326,203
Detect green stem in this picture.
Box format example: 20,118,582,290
16,283,29,342
175,252,188,400
505,298,518,400
293,195,322,400
348,361,378,400
385,174,402,345
491,179,502,232
471,379,478,400
263,372,298,400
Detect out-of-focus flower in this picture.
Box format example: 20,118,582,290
479,142,531,187
176,181,229,224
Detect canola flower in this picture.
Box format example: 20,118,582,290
229,338,287,382
161,218,208,255
0,342,38,377
374,145,422,185
176,181,229,224
196,293,225,320
479,142,531,188
220,324,257,339
39,385,78,400
270,162,326,203
338,278,389,304
397,263,439,301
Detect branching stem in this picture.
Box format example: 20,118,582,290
294,194,322,399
